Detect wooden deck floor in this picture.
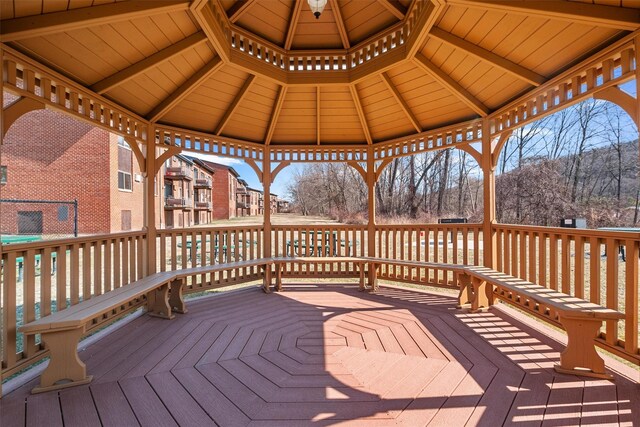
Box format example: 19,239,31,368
2,284,639,426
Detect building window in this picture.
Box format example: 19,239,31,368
58,206,68,221
118,139,133,191
118,171,132,190
117,136,130,149
0,166,6,184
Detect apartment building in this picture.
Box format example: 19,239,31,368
1,104,145,234
159,155,215,228
1,106,285,235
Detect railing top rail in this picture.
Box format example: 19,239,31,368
157,226,264,234
494,223,640,239
0,230,146,252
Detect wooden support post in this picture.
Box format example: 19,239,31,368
169,278,187,313
367,148,377,290
146,283,174,319
144,129,157,276
263,151,272,292
482,118,497,269
33,326,92,394
555,314,612,379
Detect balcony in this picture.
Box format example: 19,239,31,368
165,197,191,209
164,167,192,180
194,201,211,210
194,178,212,188
236,201,249,209
236,187,247,195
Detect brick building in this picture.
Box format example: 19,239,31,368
1,105,283,235
1,105,145,235
159,155,215,228
195,159,241,220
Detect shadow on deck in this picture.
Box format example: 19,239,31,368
2,284,639,426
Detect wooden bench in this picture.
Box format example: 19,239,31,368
271,257,368,291
360,257,469,293
459,265,625,379
20,258,275,393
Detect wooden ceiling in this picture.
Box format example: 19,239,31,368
1,0,639,147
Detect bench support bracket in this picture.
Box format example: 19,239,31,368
469,277,491,312
555,315,613,380
147,283,175,319
169,279,187,314
33,326,93,394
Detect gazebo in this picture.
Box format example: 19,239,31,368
1,0,639,424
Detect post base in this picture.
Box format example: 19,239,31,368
553,365,614,380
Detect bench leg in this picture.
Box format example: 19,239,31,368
358,262,365,291
470,277,491,312
33,327,93,394
276,263,283,292
262,265,272,293
147,283,175,319
456,272,472,308
169,279,187,314
367,263,379,292
554,315,612,379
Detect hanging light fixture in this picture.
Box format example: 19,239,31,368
307,0,327,19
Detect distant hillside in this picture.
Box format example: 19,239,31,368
496,140,639,227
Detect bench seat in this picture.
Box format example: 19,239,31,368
20,258,274,393
272,256,367,291
460,265,624,379
361,257,468,292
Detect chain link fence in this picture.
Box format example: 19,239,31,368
1,199,78,242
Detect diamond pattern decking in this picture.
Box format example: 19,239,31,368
2,284,639,426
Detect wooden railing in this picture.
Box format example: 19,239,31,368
493,224,639,363
1,231,146,378
2,223,638,381
156,226,264,291
375,224,483,288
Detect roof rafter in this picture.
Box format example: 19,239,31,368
414,53,489,117
285,0,304,50
349,85,373,145
376,0,406,20
429,28,545,87
0,1,190,42
265,86,288,145
381,72,422,133
228,0,258,23
147,56,224,122
329,0,350,49
446,0,640,31
215,74,256,135
92,32,208,94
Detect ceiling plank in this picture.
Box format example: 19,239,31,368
228,0,258,23
414,53,489,117
317,86,321,145
265,86,288,145
446,0,640,31
376,0,406,20
215,74,256,135
429,27,545,87
1,1,190,42
147,56,224,122
285,0,304,50
381,72,422,133
329,0,350,49
92,32,208,94
349,85,373,145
